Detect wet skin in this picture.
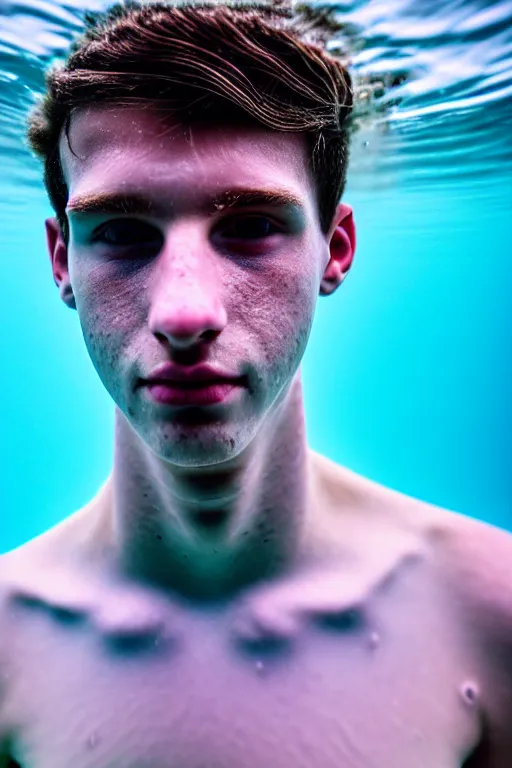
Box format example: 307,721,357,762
0,453,509,767
1,106,511,765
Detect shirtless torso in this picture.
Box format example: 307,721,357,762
0,453,509,768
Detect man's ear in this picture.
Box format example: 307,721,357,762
45,217,76,310
320,202,356,297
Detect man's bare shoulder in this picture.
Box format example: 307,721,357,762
431,508,512,768
315,450,512,553
425,503,512,612
0,477,112,582
311,449,473,541
425,500,512,655
315,450,512,621
319,452,512,767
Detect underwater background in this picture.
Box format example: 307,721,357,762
0,0,511,552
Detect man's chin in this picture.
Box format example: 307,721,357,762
150,429,244,468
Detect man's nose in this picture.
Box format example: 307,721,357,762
147,236,228,349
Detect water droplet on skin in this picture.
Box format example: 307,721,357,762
460,681,479,705
368,631,380,649
86,732,100,750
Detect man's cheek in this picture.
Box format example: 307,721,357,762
78,309,127,388
273,291,315,346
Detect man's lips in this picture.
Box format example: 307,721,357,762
148,379,237,390
142,366,247,407
143,363,246,389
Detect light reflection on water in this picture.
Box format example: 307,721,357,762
1,0,511,200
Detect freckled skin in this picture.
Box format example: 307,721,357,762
63,110,321,471
0,107,497,766
43,105,356,594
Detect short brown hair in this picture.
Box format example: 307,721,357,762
27,0,358,243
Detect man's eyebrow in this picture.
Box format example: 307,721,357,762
66,188,305,217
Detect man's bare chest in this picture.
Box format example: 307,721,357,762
4,548,483,768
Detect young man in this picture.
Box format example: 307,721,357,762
0,1,511,766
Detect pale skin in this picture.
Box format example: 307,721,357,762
0,105,511,767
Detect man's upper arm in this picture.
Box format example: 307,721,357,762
440,513,512,768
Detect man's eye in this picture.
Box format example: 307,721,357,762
93,220,162,248
222,216,281,240
90,216,281,250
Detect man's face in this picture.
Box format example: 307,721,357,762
50,106,351,466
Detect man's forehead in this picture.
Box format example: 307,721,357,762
59,105,311,191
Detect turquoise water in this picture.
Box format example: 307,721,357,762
0,0,511,552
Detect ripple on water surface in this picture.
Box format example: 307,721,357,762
0,0,511,208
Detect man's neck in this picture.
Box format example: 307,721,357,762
103,374,319,601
